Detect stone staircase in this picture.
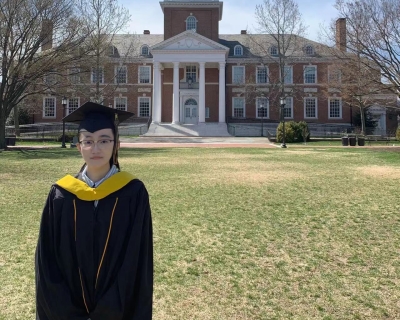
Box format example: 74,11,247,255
143,123,231,137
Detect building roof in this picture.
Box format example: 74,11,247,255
111,32,336,61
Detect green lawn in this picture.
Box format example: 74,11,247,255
1,147,400,319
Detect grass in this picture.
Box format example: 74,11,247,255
1,146,400,319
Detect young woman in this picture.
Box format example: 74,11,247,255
35,102,153,320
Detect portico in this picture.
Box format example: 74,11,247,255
150,30,229,125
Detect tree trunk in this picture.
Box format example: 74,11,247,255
360,107,366,135
14,104,20,136
0,111,6,149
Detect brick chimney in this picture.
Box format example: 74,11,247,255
143,30,150,35
336,18,346,52
41,19,53,51
241,30,247,35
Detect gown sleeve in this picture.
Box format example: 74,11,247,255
35,186,89,320
89,183,153,320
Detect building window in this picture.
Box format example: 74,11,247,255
270,46,278,56
304,97,317,119
328,68,341,83
43,97,56,118
92,67,104,84
68,98,79,114
256,66,268,84
115,97,127,111
115,65,127,84
139,66,151,84
141,45,149,55
305,45,315,55
283,97,293,119
139,97,150,117
44,72,56,86
284,66,293,84
186,65,197,83
234,45,243,56
233,97,245,118
256,97,269,118
232,66,245,84
69,68,80,84
186,16,197,31
304,66,317,84
329,98,342,118
205,107,210,118
108,46,116,56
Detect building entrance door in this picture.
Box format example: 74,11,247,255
184,98,198,124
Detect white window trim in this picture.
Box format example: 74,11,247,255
270,46,278,56
42,96,56,118
232,97,246,118
328,67,342,84
304,65,317,84
114,96,128,111
256,66,269,84
305,45,315,55
234,45,243,56
328,97,343,119
91,67,104,84
67,97,80,114
115,65,127,84
284,65,293,84
138,96,151,117
138,66,151,84
232,66,245,84
185,16,197,31
284,97,294,119
256,97,269,119
141,45,149,56
184,65,198,83
304,97,318,119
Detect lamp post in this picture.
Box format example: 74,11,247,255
260,102,264,137
61,97,67,148
280,97,287,148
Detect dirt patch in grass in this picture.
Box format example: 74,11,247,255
357,165,400,179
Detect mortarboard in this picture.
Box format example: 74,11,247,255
63,101,134,169
63,101,134,133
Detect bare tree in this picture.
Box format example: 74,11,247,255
75,0,136,104
334,0,400,97
0,0,89,149
249,0,308,106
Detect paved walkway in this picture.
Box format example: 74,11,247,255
119,136,277,148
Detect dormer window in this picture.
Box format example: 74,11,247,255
108,46,116,56
305,45,315,55
270,46,278,56
141,45,149,56
234,45,243,56
186,16,197,31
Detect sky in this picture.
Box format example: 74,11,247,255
122,0,339,42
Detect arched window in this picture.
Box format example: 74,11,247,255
186,16,197,31
234,45,243,56
185,98,197,106
270,46,278,56
141,45,149,56
305,45,314,55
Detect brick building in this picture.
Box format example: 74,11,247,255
38,0,398,136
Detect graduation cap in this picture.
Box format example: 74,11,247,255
63,101,134,132
63,101,134,169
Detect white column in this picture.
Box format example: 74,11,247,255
199,62,206,123
152,62,162,123
219,62,226,123
172,62,180,123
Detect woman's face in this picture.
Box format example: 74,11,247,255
77,128,115,170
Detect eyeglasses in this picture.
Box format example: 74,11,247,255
79,139,114,149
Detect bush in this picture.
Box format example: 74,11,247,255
276,121,310,143
396,127,400,141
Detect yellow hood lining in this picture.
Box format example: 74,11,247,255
56,172,136,201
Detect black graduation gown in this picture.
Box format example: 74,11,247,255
35,172,153,320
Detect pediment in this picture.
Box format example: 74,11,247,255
151,30,229,52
